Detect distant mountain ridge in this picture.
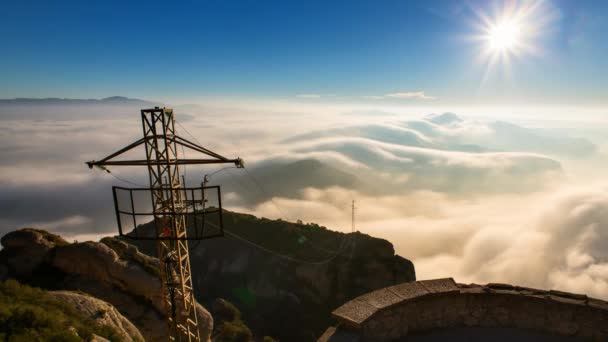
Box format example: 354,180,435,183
0,96,164,120
220,159,361,205
0,96,160,106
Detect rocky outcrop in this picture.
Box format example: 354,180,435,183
49,290,144,342
0,228,66,276
51,240,163,312
61,276,169,342
321,278,608,341
0,229,213,342
129,211,416,341
1,210,416,342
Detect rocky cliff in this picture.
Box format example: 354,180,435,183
0,277,139,341
0,228,213,341
48,290,144,342
0,211,415,341
128,210,416,341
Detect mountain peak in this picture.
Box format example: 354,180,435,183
101,96,130,101
100,96,151,104
425,112,463,125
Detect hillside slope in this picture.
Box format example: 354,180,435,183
129,210,416,341
217,159,362,205
0,278,137,341
0,228,213,341
0,211,415,341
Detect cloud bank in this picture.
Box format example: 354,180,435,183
234,185,608,299
1,101,606,300
385,92,435,100
365,91,436,100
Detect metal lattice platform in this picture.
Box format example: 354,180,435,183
112,185,224,240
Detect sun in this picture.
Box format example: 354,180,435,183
469,0,558,82
487,20,521,52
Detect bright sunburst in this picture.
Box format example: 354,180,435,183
478,6,533,60
487,20,522,52
470,0,558,79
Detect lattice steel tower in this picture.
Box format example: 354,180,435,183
87,107,242,341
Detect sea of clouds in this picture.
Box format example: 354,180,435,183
1,100,607,299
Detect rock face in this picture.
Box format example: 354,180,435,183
129,211,416,341
49,290,144,342
51,240,163,312
0,228,66,276
0,229,214,342
1,211,416,341
321,278,608,341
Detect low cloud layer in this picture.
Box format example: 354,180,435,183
364,91,435,100
236,185,608,299
253,113,575,197
1,101,607,299
286,112,597,158
385,92,435,100
416,187,608,299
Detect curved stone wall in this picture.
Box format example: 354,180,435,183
320,278,608,341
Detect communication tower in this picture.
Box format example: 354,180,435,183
87,107,242,341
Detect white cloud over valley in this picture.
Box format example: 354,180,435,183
1,99,607,300
364,91,436,100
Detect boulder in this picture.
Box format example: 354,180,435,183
49,290,144,342
196,302,214,342
60,276,168,342
0,229,215,342
50,238,213,341
51,240,163,311
0,228,66,275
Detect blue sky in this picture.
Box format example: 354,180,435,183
1,0,607,105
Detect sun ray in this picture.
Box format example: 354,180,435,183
467,0,559,84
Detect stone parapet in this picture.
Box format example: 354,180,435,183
321,278,608,341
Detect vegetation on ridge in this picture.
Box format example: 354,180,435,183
0,279,121,341
1,228,69,247
127,209,414,341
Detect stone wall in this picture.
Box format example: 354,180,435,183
320,278,608,341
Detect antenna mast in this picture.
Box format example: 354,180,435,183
87,107,243,341
351,200,356,233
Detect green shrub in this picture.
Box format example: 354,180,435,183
0,279,122,341
214,320,252,342
262,336,279,342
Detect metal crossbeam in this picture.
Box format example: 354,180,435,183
87,107,242,341
90,159,239,166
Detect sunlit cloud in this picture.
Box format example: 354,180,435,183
363,91,436,100
238,184,608,300
385,92,436,100
1,99,607,300
296,94,322,98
